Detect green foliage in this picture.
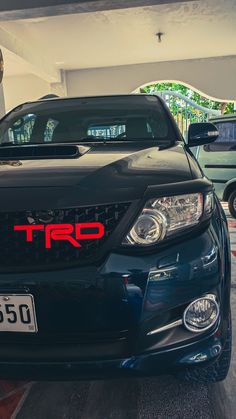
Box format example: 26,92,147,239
142,82,234,114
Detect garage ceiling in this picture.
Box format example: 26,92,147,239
1,0,236,78
0,0,195,19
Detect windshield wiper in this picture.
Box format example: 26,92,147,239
0,142,44,147
78,136,106,141
0,142,17,147
1,136,107,145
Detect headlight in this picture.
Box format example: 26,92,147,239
124,192,212,246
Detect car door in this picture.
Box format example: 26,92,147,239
197,120,236,200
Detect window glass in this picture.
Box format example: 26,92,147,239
7,114,36,144
205,121,236,151
87,124,126,139
0,96,178,148
44,118,59,142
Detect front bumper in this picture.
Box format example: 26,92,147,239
0,323,226,380
0,221,231,380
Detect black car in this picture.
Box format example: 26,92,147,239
0,94,231,382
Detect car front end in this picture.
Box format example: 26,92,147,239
0,95,231,381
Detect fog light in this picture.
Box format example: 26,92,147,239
183,295,219,333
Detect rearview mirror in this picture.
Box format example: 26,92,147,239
187,122,219,147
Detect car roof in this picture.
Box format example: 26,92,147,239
20,94,160,107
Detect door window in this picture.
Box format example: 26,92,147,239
205,121,236,151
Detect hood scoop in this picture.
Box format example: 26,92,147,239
0,144,90,160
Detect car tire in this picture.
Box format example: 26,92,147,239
177,313,232,383
228,191,236,218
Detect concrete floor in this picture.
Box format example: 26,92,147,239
0,202,235,419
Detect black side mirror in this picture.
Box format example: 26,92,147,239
187,122,219,147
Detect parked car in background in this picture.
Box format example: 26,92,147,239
196,114,236,217
0,95,231,383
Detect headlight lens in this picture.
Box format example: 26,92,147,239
128,209,167,245
183,295,219,333
124,193,207,246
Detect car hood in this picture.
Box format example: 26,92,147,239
0,143,192,210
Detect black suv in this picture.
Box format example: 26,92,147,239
0,94,231,382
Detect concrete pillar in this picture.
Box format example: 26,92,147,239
50,70,67,98
0,84,6,117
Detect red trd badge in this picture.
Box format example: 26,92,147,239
14,222,105,249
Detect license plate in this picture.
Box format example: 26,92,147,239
0,294,38,333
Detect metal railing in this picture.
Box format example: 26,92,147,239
157,90,221,139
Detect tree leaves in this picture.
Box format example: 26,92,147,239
143,82,234,115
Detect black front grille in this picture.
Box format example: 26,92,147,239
0,203,130,272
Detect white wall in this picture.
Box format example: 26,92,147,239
66,55,236,102
3,74,50,111
3,55,236,112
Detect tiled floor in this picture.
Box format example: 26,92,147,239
0,202,235,419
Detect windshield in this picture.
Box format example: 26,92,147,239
0,95,177,147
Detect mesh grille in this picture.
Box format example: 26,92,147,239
0,203,130,272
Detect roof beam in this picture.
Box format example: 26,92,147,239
0,0,195,20
0,26,60,82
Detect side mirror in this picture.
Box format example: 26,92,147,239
187,122,219,147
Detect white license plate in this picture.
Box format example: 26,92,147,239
0,294,38,333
